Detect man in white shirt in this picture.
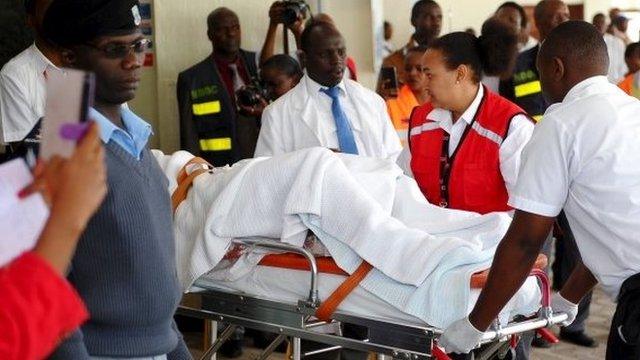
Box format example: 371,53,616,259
440,21,640,359
0,0,61,153
604,30,628,84
255,21,401,160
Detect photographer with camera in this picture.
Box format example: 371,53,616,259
259,1,307,66
177,7,262,167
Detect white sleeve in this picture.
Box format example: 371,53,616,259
254,104,283,157
377,96,402,161
499,114,535,196
0,71,35,143
396,146,414,177
508,114,573,217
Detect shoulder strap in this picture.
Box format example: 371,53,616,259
171,157,212,214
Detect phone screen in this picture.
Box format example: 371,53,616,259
41,69,96,160
380,66,399,97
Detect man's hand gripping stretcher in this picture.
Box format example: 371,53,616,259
153,147,569,357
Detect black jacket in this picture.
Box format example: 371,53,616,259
176,50,258,166
499,45,549,120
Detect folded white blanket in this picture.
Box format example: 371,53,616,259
154,148,539,327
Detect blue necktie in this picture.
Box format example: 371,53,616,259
320,86,359,155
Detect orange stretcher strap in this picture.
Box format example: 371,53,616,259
176,157,211,185
315,261,373,321
259,253,547,289
259,253,547,320
171,157,213,214
259,253,347,276
469,254,548,288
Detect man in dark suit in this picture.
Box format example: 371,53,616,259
177,7,260,167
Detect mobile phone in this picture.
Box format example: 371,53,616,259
380,66,399,97
40,69,95,160
80,72,95,123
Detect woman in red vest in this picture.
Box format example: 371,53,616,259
399,31,534,214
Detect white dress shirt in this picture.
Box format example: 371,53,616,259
0,44,60,143
398,85,534,196
256,73,402,160
604,33,628,84
509,76,640,299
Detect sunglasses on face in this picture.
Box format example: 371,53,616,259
85,38,152,59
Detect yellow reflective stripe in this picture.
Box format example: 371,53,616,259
199,137,232,151
532,115,543,122
514,80,542,98
192,101,221,116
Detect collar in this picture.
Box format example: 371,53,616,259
90,106,153,146
427,84,484,126
29,43,58,75
305,73,347,98
562,76,610,104
212,52,241,67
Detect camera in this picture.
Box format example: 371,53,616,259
282,0,309,26
235,79,268,108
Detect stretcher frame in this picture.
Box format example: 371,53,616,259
178,238,568,360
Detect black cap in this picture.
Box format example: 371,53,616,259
24,0,36,15
43,0,141,47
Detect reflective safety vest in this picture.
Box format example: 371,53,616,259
408,87,528,214
500,45,548,122
618,72,640,99
177,51,259,167
386,85,419,146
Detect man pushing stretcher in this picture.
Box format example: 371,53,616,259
439,21,640,359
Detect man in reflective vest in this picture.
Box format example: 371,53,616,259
177,7,260,167
499,0,569,122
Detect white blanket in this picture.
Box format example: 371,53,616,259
154,148,539,327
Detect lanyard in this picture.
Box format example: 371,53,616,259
438,133,451,208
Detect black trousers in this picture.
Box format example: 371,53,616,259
552,211,592,333
606,273,640,360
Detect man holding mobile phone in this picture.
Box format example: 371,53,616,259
41,0,191,359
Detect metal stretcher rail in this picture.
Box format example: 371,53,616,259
179,239,567,360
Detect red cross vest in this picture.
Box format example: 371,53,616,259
408,86,530,214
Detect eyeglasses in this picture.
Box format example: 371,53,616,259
85,38,152,59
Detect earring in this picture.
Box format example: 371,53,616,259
456,80,460,84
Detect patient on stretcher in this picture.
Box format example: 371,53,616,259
153,147,541,327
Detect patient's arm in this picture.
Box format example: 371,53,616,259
468,210,553,331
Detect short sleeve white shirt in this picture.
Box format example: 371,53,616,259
0,44,60,143
603,33,628,84
509,76,640,298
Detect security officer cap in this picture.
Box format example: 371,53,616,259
43,0,142,47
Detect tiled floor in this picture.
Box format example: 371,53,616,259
187,286,616,359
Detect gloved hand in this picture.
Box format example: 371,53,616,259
552,292,579,327
438,317,484,354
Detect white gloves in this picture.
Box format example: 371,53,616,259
439,317,485,354
552,292,579,327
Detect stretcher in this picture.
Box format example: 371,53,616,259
178,238,568,360
171,157,567,360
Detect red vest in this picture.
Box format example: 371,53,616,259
408,87,529,214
